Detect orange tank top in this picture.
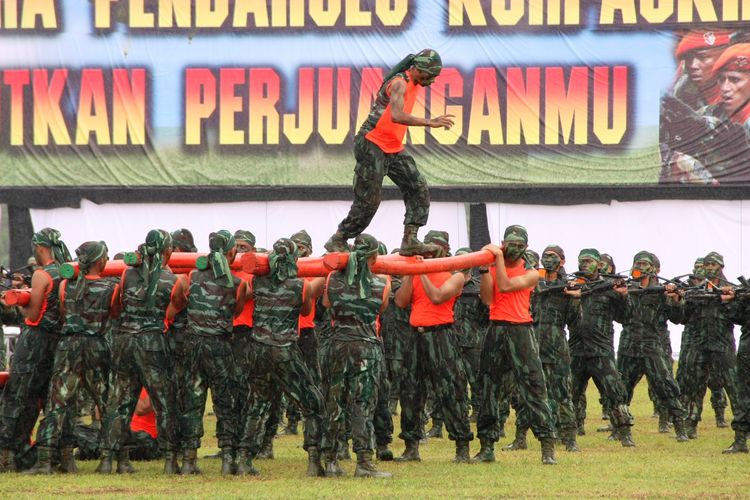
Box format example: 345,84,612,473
489,261,533,323
130,388,157,438
298,277,316,331
232,271,254,328
410,272,456,327
365,77,419,154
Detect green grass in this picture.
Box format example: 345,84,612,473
0,381,744,499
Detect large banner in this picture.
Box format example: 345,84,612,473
1,0,750,189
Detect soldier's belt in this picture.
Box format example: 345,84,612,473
490,320,533,327
413,324,453,334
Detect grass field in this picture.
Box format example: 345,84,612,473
0,380,747,499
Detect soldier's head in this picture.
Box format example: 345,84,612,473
599,254,616,274
171,228,197,253
501,225,528,264
410,49,442,87
676,31,731,87
631,250,655,278
713,43,750,114
578,248,601,278
209,230,237,263
352,234,381,267
290,230,313,258
524,249,540,269
651,253,661,274
455,247,473,276
424,230,450,259
542,245,565,274
31,227,72,266
269,238,299,282
142,229,173,262
703,251,724,280
377,241,388,256
76,240,109,275
234,230,256,253
692,257,706,279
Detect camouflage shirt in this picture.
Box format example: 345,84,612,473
326,271,386,343
118,267,178,336
379,277,410,360
252,275,305,347
60,278,118,337
186,269,241,337
569,286,625,357
683,292,735,354
531,276,577,364
618,283,682,358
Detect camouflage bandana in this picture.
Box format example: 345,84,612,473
136,229,171,308
578,248,601,261
291,229,313,257
544,245,565,261
31,227,72,265
171,228,197,252
269,238,299,283
503,225,528,243
234,230,256,246
208,230,236,288
425,230,450,258
345,234,380,299
74,241,108,304
412,48,442,82
704,251,724,267
377,241,387,256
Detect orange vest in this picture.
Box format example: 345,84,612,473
365,77,419,153
489,261,533,323
409,272,456,327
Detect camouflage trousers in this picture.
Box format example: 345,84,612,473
476,323,556,442
36,335,110,448
459,345,483,414
731,352,750,432
515,361,577,435
0,326,59,451
238,341,324,454
231,326,254,445
570,355,633,429
0,327,5,370
617,354,686,420
373,349,393,447
100,332,177,452
321,340,381,454
179,335,237,450
167,332,188,451
337,133,430,238
678,348,736,423
399,326,473,443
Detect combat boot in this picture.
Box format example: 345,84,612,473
503,428,528,451
163,451,180,475
540,438,557,465
658,412,672,433
471,439,495,463
394,441,421,462
619,427,636,447
323,450,345,477
453,441,471,464
235,449,259,476
686,419,698,439
399,225,441,257
426,420,444,439
95,450,113,474
307,447,324,477
116,447,135,474
24,446,53,475
59,446,77,473
376,443,393,461
256,436,274,459
673,419,689,443
324,231,349,253
577,424,586,436
180,448,201,475
354,450,393,478
563,429,580,452
220,447,235,476
723,431,749,454
716,408,729,428
0,448,15,473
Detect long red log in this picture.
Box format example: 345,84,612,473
0,371,7,385
59,253,243,279
4,289,30,306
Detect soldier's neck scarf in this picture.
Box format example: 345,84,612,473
208,230,236,288
73,241,108,309
345,234,380,299
136,229,171,308
269,238,299,283
31,227,72,266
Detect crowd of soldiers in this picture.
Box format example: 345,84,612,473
0,223,749,480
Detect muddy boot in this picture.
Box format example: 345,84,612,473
471,439,495,463
95,450,113,474
163,451,180,475
180,448,201,475
307,447,324,477
563,429,580,452
673,419,689,443
323,450,345,477
377,443,393,461
619,427,636,447
686,419,698,440
256,436,274,460
0,448,15,473
541,438,557,465
59,446,77,474
280,417,299,436
354,450,393,478
453,441,471,464
723,431,749,454
658,412,671,434
24,446,53,475
716,408,729,428
503,428,528,451
426,420,444,439
235,449,259,476
116,448,135,474
220,447,235,476
394,441,421,462
577,424,586,436
324,231,349,253
399,224,441,257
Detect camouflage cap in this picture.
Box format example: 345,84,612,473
234,230,256,246
600,253,615,272
651,253,661,269
290,229,312,249
694,257,704,267
578,248,601,261
424,230,450,249
543,244,565,261
455,247,472,256
503,225,528,243
633,250,654,264
525,249,540,268
171,228,197,252
704,251,724,267
412,49,442,76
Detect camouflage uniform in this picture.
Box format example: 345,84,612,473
379,280,410,408
725,295,750,450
